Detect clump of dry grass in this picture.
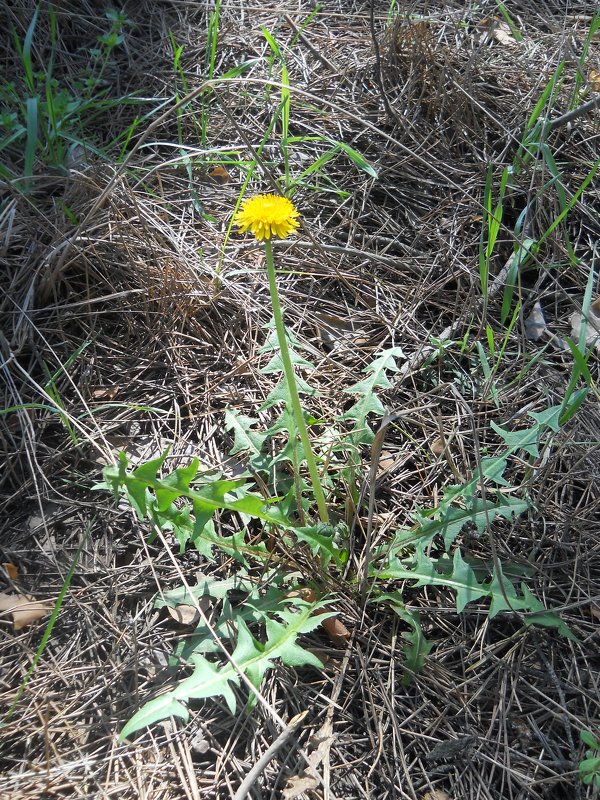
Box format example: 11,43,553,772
1,1,599,799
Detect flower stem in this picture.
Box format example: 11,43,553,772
264,240,329,525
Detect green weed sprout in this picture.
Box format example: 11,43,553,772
234,194,329,524
580,729,600,788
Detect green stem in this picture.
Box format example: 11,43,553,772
264,239,329,524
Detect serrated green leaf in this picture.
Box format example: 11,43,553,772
264,605,330,668
486,570,549,619
102,452,147,517
339,392,386,423
343,348,403,398
528,404,562,433
450,550,489,612
191,500,218,550
360,347,404,377
178,476,289,525
259,323,303,353
379,546,488,611
155,486,183,512
375,593,432,681
224,410,268,458
119,693,190,740
523,609,580,641
174,652,240,712
121,600,332,736
486,566,523,618
126,482,151,519
261,374,318,410
344,374,392,396
156,574,249,608
392,547,487,611
131,449,170,482
265,407,295,437
107,455,298,552
479,455,510,486
377,548,578,637
269,434,309,468
294,524,344,567
232,618,269,691
261,348,314,374
415,494,530,551
161,459,199,492
490,421,540,457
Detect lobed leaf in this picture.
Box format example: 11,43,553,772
412,494,530,551
119,600,333,738
225,410,268,458
376,545,573,638
375,593,432,682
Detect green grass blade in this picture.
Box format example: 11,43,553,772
336,141,378,178
24,96,38,182
22,6,39,93
523,62,565,140
570,9,600,107
208,0,220,80
494,1,523,42
538,159,599,247
3,529,89,723
262,27,282,59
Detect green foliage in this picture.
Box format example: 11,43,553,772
260,23,377,194
480,55,600,326
371,405,578,640
103,325,580,737
375,593,432,683
121,583,333,739
1,5,141,186
101,448,325,560
579,730,600,788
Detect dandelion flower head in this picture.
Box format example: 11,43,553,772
235,194,300,241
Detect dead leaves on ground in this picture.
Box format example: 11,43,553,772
1,562,53,630
0,592,53,630
570,296,600,354
477,18,518,48
282,717,335,800
287,587,351,645
524,298,600,354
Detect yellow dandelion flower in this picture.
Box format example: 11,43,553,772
234,194,300,241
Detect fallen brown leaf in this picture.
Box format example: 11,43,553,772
430,435,446,456
524,301,547,341
283,718,335,800
570,298,600,353
91,386,120,400
589,68,600,92
166,604,200,626
0,592,53,630
321,615,351,645
208,165,231,184
478,17,517,47
3,562,19,580
287,588,351,645
378,449,396,475
286,587,316,603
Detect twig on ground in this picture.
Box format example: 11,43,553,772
233,711,308,800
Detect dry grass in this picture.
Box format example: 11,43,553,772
1,1,599,798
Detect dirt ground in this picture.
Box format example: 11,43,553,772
1,1,599,798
